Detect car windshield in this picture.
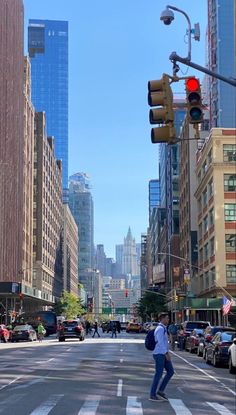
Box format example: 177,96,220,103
186,322,209,330
221,332,236,341
193,329,204,335
63,321,78,327
13,325,30,331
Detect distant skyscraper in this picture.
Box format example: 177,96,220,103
149,179,160,222
95,245,106,276
28,19,68,188
122,228,139,276
115,244,123,276
207,0,236,127
69,173,94,291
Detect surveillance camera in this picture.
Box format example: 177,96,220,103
160,8,175,25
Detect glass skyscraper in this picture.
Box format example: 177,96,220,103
28,19,68,188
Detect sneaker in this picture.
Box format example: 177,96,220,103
157,391,168,401
149,396,162,402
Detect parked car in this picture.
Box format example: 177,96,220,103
199,326,235,358
205,331,236,367
126,322,142,333
185,329,204,353
181,321,210,345
11,324,37,342
0,325,10,343
228,337,236,374
58,320,85,342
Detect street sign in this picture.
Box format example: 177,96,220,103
115,308,128,314
102,308,112,314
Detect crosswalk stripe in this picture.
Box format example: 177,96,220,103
206,402,234,415
29,394,63,415
126,396,143,415
117,379,123,397
78,396,101,415
169,399,192,415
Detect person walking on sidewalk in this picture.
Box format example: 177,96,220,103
168,322,178,351
150,313,174,402
92,321,100,338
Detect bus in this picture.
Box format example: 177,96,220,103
16,310,57,336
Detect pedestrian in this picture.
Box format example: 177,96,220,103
37,322,46,342
111,322,117,338
85,321,91,335
177,325,185,351
92,321,100,338
168,321,178,351
117,321,121,334
149,312,174,402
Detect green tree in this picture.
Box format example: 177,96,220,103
137,291,167,322
54,291,85,319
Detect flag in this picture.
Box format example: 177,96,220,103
222,296,233,316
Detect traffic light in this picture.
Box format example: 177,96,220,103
125,289,128,298
148,74,176,144
185,77,203,124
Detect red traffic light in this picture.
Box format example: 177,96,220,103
186,78,200,92
125,289,128,298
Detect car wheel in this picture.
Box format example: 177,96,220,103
229,355,236,374
197,347,202,357
206,352,211,364
190,346,194,353
213,354,219,367
59,337,65,342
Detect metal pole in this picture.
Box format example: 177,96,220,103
170,52,236,87
167,6,192,60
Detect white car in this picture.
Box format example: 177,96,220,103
228,337,236,374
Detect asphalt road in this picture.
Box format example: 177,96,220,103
0,331,235,414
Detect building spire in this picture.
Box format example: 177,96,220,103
127,226,132,239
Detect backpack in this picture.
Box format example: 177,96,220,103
145,325,167,351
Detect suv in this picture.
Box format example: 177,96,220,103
182,321,210,338
58,320,85,342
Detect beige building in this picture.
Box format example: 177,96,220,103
109,279,126,290
33,112,63,302
62,204,79,297
195,128,236,298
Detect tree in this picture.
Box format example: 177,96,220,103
137,291,167,322
54,291,85,319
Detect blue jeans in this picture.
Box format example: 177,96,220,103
150,354,174,397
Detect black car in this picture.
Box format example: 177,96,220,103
58,320,85,342
205,331,236,367
11,324,37,342
199,326,235,358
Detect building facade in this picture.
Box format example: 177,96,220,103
207,0,236,128
122,228,139,276
28,19,69,188
62,204,79,297
33,112,63,301
149,179,160,220
195,128,236,299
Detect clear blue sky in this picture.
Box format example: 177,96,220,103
24,0,207,258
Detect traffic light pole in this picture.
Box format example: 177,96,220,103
170,52,236,87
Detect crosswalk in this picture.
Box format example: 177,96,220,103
0,394,234,415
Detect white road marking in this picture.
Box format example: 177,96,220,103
120,358,124,363
126,396,143,415
67,348,71,351
117,379,123,397
13,378,44,390
169,399,192,415
29,394,63,415
177,387,184,394
206,402,234,415
171,351,236,397
78,396,101,414
0,376,22,391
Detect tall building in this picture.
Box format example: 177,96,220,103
0,0,25,284
122,228,139,276
95,245,106,276
195,128,236,299
62,204,79,297
149,179,160,221
28,19,69,189
69,173,94,293
115,244,123,276
33,112,63,301
207,0,236,128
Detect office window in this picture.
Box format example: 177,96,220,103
224,174,236,191
199,222,202,240
225,234,236,252
225,204,236,221
208,149,212,164
209,208,214,227
199,248,203,264
198,197,202,213
203,188,207,207
226,265,236,284
210,237,215,257
223,145,236,162
208,179,214,197
203,215,208,233
204,243,209,261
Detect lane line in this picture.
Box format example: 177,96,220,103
78,396,101,415
206,402,234,415
126,396,143,415
0,376,22,391
117,379,123,397
29,394,63,415
169,399,192,415
171,351,236,397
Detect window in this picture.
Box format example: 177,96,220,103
225,234,236,252
210,237,215,257
199,223,202,240
224,204,236,221
223,145,236,162
198,197,202,214
208,149,212,164
224,174,236,191
203,215,208,233
204,243,209,261
209,208,214,227
199,248,203,264
203,188,207,207
226,265,236,284
208,179,214,197
210,267,215,286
